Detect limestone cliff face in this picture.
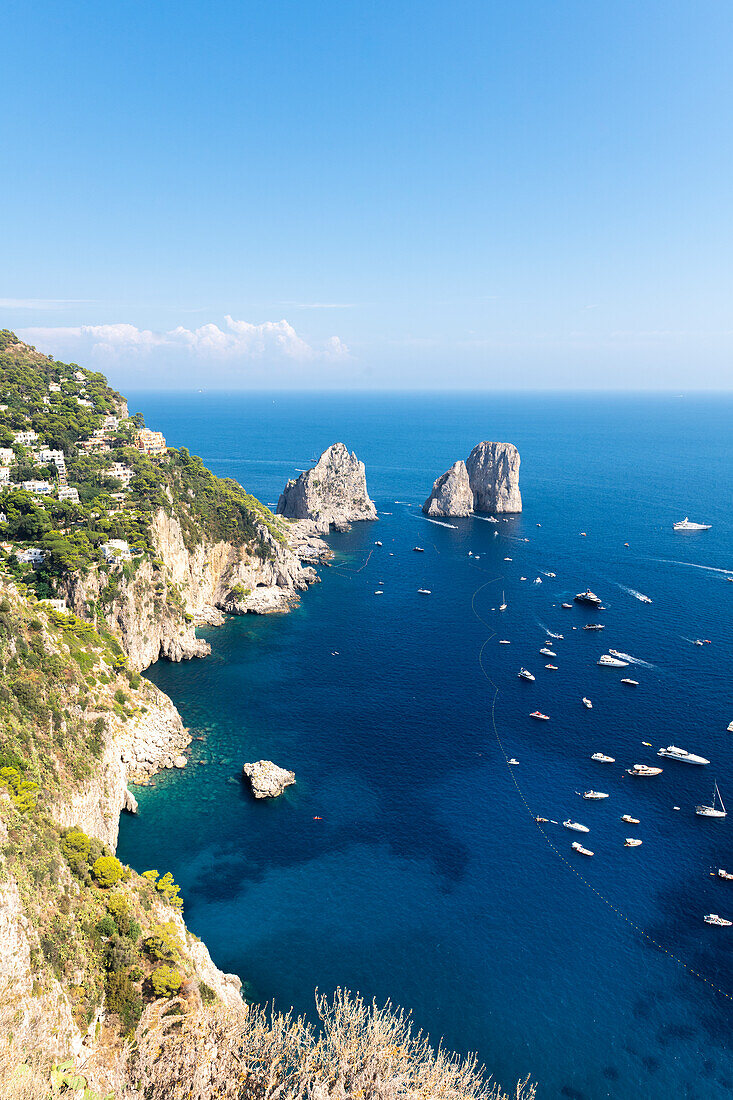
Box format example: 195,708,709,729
277,443,377,533
422,460,473,517
423,441,522,517
61,509,327,672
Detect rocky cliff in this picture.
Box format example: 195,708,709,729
423,441,522,516
277,442,377,533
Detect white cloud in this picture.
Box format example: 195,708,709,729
18,315,349,364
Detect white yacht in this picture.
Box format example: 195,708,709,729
704,914,732,926
539,647,556,657
499,591,507,611
727,720,733,732
673,517,711,531
561,602,573,608
591,752,614,763
563,820,590,833
412,546,425,552
716,869,733,880
696,782,726,818
518,668,535,681
627,764,663,777
625,838,642,847
530,710,550,720
507,758,519,766
598,655,629,668
583,698,593,709
657,745,710,766
417,588,431,594
572,841,594,856
498,639,511,645
533,576,542,584
620,678,639,685
545,663,558,670
574,589,603,606
581,790,609,800
621,814,640,824
375,540,383,546
583,623,605,631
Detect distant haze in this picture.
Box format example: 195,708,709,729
4,1,733,390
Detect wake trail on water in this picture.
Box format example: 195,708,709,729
649,557,733,577
536,619,563,639
617,584,653,603
609,651,655,669
422,517,458,529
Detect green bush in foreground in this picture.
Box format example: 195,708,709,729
149,964,183,998
91,855,124,888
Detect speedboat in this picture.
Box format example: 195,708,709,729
563,820,589,833
620,678,639,685
498,639,511,645
374,590,384,595
696,782,726,818
545,664,558,670
583,698,593,709
627,764,663,776
520,576,527,581
533,577,542,584
598,655,629,668
621,815,640,824
572,841,594,856
539,647,556,657
413,546,425,552
692,639,704,646
561,602,573,608
507,758,519,766
637,594,652,604
518,668,535,681
728,721,733,732
657,745,710,766
673,517,711,531
543,571,557,578
375,540,383,546
417,588,431,594
704,914,732,926
625,838,642,847
530,711,550,721
716,869,733,880
591,753,614,763
583,623,605,631
581,790,609,800
574,589,603,606
503,558,512,562
499,591,507,611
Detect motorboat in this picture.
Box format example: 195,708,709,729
499,591,507,611
561,602,573,608
545,664,558,670
563,820,589,833
574,589,603,606
539,647,556,657
520,576,527,581
621,678,639,685
704,914,732,926
581,790,609,800
625,838,642,847
626,764,663,776
413,546,425,552
375,540,383,546
535,815,548,822
417,588,431,594
583,623,605,631
591,753,615,763
583,698,593,709
503,558,512,562
374,590,384,595
657,745,710,766
598,655,629,667
692,639,704,646
518,668,535,681
716,869,733,880
621,815,640,824
530,711,550,721
728,721,733,732
637,594,652,604
507,758,519,766
673,517,711,531
572,841,594,856
696,782,726,818
533,577,542,584
543,571,557,578
498,639,511,645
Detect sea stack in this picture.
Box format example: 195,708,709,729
422,442,521,517
242,760,296,799
277,442,377,533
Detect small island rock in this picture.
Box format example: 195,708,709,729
277,443,377,533
423,441,521,517
243,760,296,799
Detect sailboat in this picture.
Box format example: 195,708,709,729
499,591,507,611
696,782,727,818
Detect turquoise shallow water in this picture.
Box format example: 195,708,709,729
117,392,733,1099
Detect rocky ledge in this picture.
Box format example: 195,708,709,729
423,441,521,517
276,443,377,533
242,760,296,799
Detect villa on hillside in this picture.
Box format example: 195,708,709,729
103,462,134,486
22,479,53,495
14,429,38,446
135,428,167,455
58,486,80,503
101,539,132,563
17,548,45,565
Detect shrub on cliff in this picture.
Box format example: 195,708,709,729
91,855,124,888
149,965,183,998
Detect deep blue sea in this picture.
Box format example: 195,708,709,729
117,392,733,1099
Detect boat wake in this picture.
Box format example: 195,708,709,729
617,584,653,603
537,619,563,639
650,557,733,577
422,517,458,529
609,650,655,669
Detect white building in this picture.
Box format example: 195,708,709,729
18,548,45,565
77,398,93,408
37,448,66,469
14,430,38,446
74,370,86,382
58,486,80,503
101,539,132,563
0,448,14,464
41,597,67,611
104,463,134,486
22,480,53,495
49,382,61,393
0,467,10,484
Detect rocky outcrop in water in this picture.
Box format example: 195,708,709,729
277,443,377,533
243,760,296,799
423,441,521,517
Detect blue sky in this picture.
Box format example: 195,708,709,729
3,0,733,389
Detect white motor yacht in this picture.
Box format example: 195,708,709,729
673,517,711,531
572,841,594,856
598,655,629,668
498,639,511,645
507,758,519,766
574,589,603,606
518,668,535,681
563,820,589,833
530,711,550,720
499,591,507,611
581,790,609,800
620,678,639,685
716,869,733,880
417,588,431,594
621,815,640,824
696,782,726,818
413,546,425,552
727,720,733,732
561,602,573,608
627,764,663,776
539,647,556,657
625,838,642,847
704,914,732,926
591,753,614,763
533,576,542,584
657,745,710,766
583,698,593,709
583,623,605,631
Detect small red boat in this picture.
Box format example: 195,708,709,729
530,711,550,721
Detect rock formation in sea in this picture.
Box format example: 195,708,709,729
243,760,296,799
423,441,521,517
276,442,378,533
